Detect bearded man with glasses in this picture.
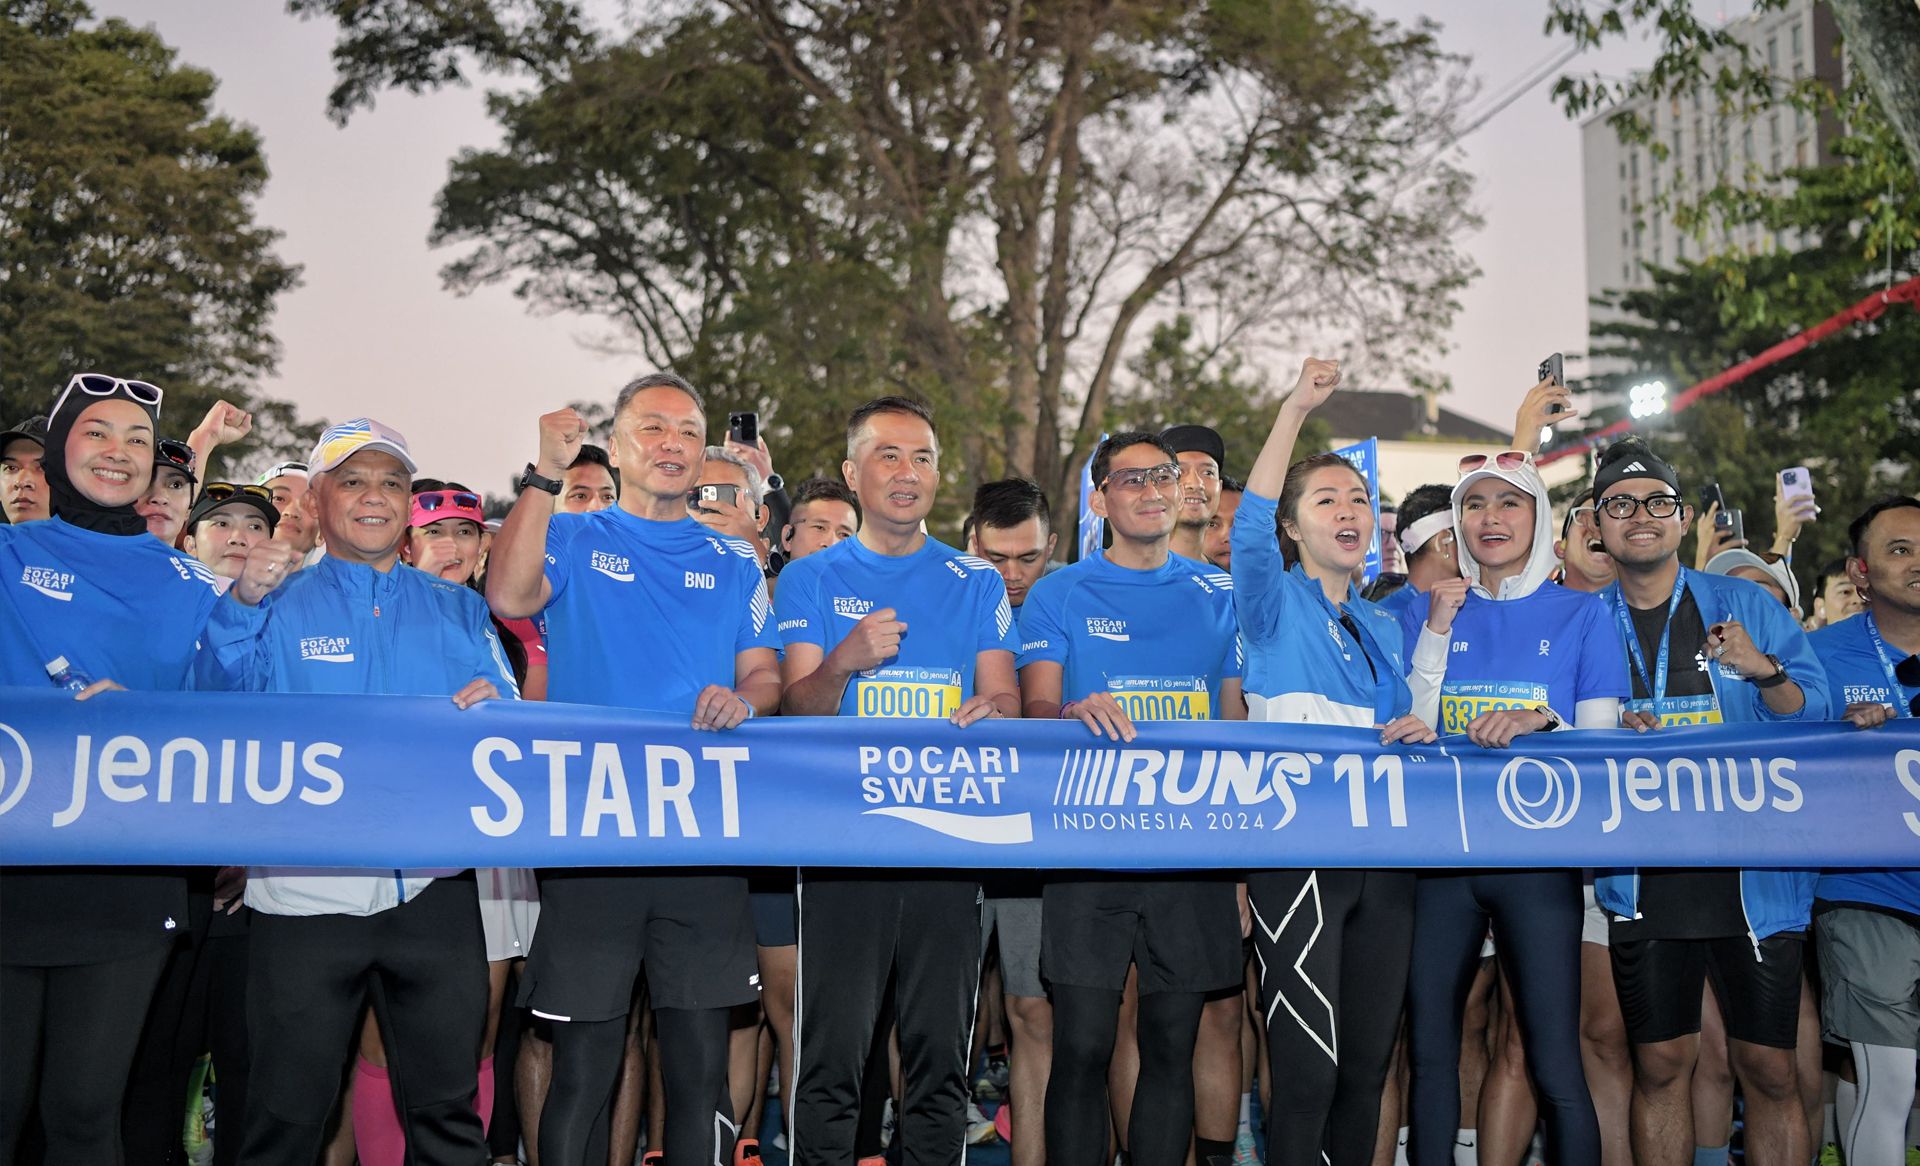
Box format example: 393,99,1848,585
1586,439,1831,1166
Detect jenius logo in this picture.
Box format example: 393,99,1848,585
299,636,355,663
590,551,634,582
19,566,75,602
833,597,874,620
1085,618,1129,642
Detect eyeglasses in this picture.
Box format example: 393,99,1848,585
414,490,481,513
1597,492,1684,520
1560,504,1595,539
1102,463,1179,492
156,438,196,470
1458,450,1534,475
200,482,273,505
52,373,164,421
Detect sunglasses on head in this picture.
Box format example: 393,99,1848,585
414,490,481,513
200,482,273,505
1458,450,1534,475
1101,463,1180,492
156,438,195,469
53,373,164,420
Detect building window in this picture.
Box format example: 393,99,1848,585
1695,153,1706,185
1769,114,1780,144
1676,235,1686,261
1743,127,1753,161
1771,148,1781,173
1791,22,1803,58
1630,153,1640,181
1767,36,1778,72
1796,139,1808,166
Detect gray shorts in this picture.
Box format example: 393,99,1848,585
1816,907,1920,1050
983,895,1046,999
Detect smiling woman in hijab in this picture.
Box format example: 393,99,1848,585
0,373,291,1166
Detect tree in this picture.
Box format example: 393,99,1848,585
1583,152,1919,585
289,0,1479,522
0,0,311,475
1106,312,1330,477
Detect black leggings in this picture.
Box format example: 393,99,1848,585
1248,869,1414,1166
542,1006,734,1166
1045,985,1205,1166
1406,871,1597,1166
0,945,171,1166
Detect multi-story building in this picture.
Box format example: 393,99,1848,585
1581,0,1844,348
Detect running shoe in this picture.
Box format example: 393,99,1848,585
965,1100,999,1145
1231,1126,1257,1166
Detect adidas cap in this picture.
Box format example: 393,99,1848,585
1593,441,1681,499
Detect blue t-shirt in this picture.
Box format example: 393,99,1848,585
1809,613,1920,915
1017,552,1241,722
1374,584,1420,621
1400,582,1628,734
540,509,777,712
0,517,223,690
776,535,1017,718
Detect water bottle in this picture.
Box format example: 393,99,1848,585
45,655,93,694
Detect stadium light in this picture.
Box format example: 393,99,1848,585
1627,380,1669,420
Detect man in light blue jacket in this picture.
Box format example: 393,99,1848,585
1587,439,1829,1166
204,417,516,1165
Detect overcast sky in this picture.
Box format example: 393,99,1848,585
91,1,1671,489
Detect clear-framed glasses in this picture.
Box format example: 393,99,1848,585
1102,463,1179,492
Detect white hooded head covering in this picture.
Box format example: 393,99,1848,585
1451,458,1558,602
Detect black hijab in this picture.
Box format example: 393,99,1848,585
44,384,162,537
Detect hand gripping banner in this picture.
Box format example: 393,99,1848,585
1,689,1916,869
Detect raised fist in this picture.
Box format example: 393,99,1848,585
538,409,589,477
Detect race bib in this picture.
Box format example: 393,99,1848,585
1106,675,1212,722
1624,693,1723,727
1440,680,1551,735
856,666,964,719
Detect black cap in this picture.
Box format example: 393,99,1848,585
1592,439,1681,498
1160,424,1225,470
0,415,48,451
187,484,279,534
154,437,199,487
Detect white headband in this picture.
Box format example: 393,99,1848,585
1398,510,1454,555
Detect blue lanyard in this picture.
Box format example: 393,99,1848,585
1862,611,1914,718
1612,567,1688,718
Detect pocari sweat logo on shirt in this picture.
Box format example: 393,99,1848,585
1085,617,1129,642
590,550,634,583
299,635,355,663
18,565,75,602
857,742,1033,845
834,596,875,620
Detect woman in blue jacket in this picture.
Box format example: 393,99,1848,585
0,374,284,1166
1231,358,1435,1166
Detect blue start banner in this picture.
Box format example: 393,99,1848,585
1,689,1916,869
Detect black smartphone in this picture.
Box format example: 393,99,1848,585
1716,507,1745,544
1699,483,1725,514
728,411,759,446
1537,352,1564,387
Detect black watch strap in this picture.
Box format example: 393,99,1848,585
1753,653,1790,689
519,463,562,496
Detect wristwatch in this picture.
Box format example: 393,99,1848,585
1753,653,1790,689
1535,706,1562,731
518,462,562,496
